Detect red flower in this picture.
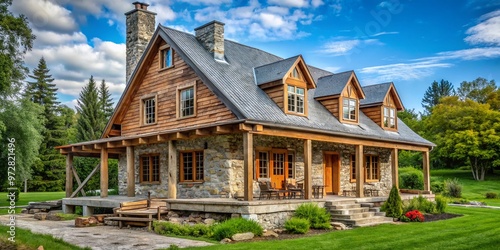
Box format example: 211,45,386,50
404,210,425,222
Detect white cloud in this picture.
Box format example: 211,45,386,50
321,40,361,55
329,0,342,16
178,0,232,5
371,31,399,37
360,61,452,84
260,13,286,28
464,10,500,46
323,66,342,73
312,0,325,8
32,29,87,47
11,0,78,33
268,0,309,8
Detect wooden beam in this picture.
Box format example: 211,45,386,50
82,145,93,151
71,146,82,152
423,150,430,192
195,128,211,136
138,137,148,144
392,148,399,189
215,125,233,134
243,133,254,201
168,141,177,199
100,147,108,198
70,163,100,198
239,123,253,131
106,141,123,148
71,165,86,196
304,139,312,199
174,132,189,140
253,124,264,132
127,146,135,197
65,154,73,198
355,145,364,198
157,134,167,142
94,143,103,149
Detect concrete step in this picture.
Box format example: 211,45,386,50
353,220,393,228
325,200,357,206
326,203,361,210
331,212,375,220
332,216,392,227
329,207,369,215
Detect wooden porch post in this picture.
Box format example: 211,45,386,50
355,145,364,198
100,147,108,198
243,132,254,201
65,154,73,198
423,150,431,192
168,140,177,199
304,139,312,199
126,146,135,197
392,148,399,189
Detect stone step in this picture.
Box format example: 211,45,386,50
369,207,381,213
329,207,369,215
353,220,393,228
326,203,361,210
359,203,374,208
375,212,386,217
332,216,392,227
331,212,375,220
325,200,357,206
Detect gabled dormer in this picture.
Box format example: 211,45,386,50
360,82,404,131
314,71,365,124
254,55,316,117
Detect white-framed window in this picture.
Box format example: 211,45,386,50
142,96,156,125
179,87,194,117
383,107,396,128
287,85,305,114
343,98,357,121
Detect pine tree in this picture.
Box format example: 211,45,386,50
381,186,403,218
25,57,66,191
421,79,455,114
98,79,114,132
76,76,102,141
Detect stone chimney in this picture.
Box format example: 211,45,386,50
125,2,156,83
194,21,225,61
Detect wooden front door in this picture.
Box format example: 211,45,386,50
324,153,340,194
270,149,287,189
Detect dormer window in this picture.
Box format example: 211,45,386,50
343,98,357,121
287,85,305,114
383,107,396,128
159,45,173,69
291,67,301,79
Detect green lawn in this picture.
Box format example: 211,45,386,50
431,170,500,206
183,206,500,250
0,191,65,215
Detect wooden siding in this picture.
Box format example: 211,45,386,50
319,98,339,119
361,106,382,126
120,42,237,136
263,84,284,110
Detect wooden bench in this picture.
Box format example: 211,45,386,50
108,199,169,231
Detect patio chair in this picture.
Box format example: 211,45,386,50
286,183,304,199
258,181,280,200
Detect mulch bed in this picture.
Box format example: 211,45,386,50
424,213,462,222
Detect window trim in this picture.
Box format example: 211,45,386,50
350,154,356,183
139,154,161,184
158,45,174,70
365,155,380,182
176,82,197,120
140,94,157,126
179,150,204,183
254,148,294,181
285,84,306,116
342,97,358,122
383,106,397,130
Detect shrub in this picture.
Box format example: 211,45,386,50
294,203,331,229
444,178,462,198
485,192,498,199
435,195,447,214
284,217,310,234
399,167,424,190
211,218,263,241
430,177,444,194
153,221,212,238
404,195,435,214
404,210,424,222
381,186,403,218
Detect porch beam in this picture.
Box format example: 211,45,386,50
243,132,254,201
174,132,189,140
100,147,108,198
71,165,86,196
195,128,211,136
65,154,73,198
423,150,431,192
215,125,233,134
392,148,399,189
304,139,312,199
126,146,135,197
355,145,364,198
70,163,100,198
168,141,177,199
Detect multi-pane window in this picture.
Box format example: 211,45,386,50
343,98,357,121
291,67,300,79
180,87,194,117
350,155,356,181
181,151,204,182
287,86,305,114
257,152,269,178
143,97,156,125
161,47,173,68
383,107,396,128
287,153,295,179
273,153,285,175
140,155,160,183
365,155,379,181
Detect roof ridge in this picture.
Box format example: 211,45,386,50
253,54,301,69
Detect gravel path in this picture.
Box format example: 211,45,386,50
0,214,213,250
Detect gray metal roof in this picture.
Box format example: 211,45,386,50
158,25,434,147
314,71,353,98
254,55,300,85
360,82,392,106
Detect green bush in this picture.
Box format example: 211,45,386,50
153,221,212,238
485,192,498,199
211,218,263,241
404,195,435,214
430,177,444,194
284,217,310,234
399,167,424,190
435,195,447,214
294,203,331,229
444,178,462,198
381,186,403,218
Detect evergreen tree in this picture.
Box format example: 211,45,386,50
98,79,114,132
25,57,66,191
421,79,455,114
76,76,102,141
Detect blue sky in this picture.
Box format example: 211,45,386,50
11,0,500,113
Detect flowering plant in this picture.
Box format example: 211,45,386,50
404,210,424,222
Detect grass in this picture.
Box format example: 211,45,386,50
0,224,90,250
0,191,65,215
181,206,500,250
431,170,500,206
